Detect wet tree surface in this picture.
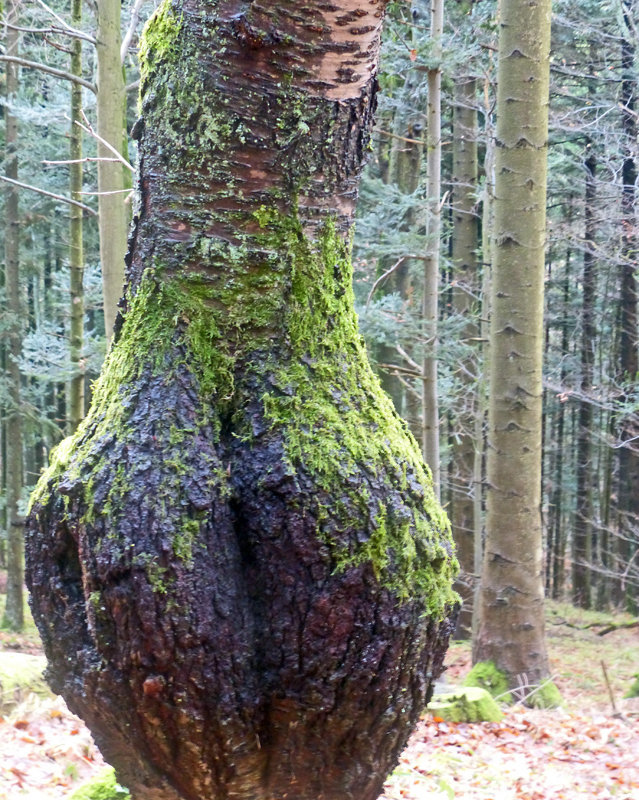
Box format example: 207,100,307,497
25,2,458,799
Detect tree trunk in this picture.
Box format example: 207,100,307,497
615,0,639,613
450,74,479,639
96,0,129,338
572,153,596,608
473,0,554,694
25,3,458,799
548,248,571,600
69,0,85,432
2,0,25,632
422,0,443,497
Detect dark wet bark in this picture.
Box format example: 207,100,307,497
25,2,457,799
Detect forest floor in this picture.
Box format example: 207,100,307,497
0,594,638,799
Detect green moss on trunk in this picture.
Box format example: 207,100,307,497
31,209,456,614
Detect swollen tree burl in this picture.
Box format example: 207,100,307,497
25,2,457,799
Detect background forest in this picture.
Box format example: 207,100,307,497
1,0,638,630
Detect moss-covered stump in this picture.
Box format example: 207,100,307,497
427,687,503,723
70,768,130,800
464,661,513,703
625,674,639,699
25,2,458,799
464,661,561,708
0,652,53,712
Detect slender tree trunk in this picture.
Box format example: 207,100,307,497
549,251,571,600
473,0,554,695
572,153,597,608
450,75,479,638
26,4,457,799
96,0,129,338
615,0,639,613
470,76,495,638
2,0,24,631
422,0,443,496
69,0,85,432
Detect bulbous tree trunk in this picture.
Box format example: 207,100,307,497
25,2,458,799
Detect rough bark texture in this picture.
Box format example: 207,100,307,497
26,3,458,799
473,0,553,692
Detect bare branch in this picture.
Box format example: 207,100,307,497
121,0,147,64
76,111,134,172
0,55,96,93
3,22,96,44
375,128,426,146
32,0,89,40
43,157,122,165
78,188,134,196
0,174,97,214
366,257,406,308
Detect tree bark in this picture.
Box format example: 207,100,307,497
422,0,443,497
26,3,458,799
2,0,25,632
572,153,596,609
473,0,553,692
96,0,129,338
69,0,85,432
615,0,639,613
450,74,479,638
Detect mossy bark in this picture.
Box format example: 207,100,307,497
26,3,457,799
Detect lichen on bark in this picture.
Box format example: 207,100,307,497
26,2,458,799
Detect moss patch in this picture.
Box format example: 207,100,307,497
625,674,639,699
69,768,130,800
427,687,503,723
527,679,562,709
464,661,512,703
138,0,183,89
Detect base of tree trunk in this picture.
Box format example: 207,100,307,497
26,228,457,800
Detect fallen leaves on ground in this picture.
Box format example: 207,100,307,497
0,696,107,799
381,703,639,800
1,695,638,799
